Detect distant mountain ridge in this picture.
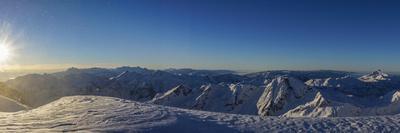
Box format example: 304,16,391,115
4,67,245,107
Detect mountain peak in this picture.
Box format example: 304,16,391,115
360,70,390,82
151,85,194,107
257,76,311,116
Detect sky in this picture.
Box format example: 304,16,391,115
0,0,400,72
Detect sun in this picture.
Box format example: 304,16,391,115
0,44,10,63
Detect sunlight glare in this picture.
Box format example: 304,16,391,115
0,44,10,63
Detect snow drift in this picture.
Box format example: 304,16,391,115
0,95,399,132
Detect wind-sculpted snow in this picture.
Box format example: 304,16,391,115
0,96,399,132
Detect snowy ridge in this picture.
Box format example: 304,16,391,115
283,92,362,117
391,90,400,102
257,76,314,116
152,85,196,108
5,67,243,107
2,67,400,117
108,71,128,80
0,96,399,132
360,70,390,82
152,75,400,117
152,84,263,115
306,70,400,96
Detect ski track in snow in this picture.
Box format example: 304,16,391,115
0,96,399,132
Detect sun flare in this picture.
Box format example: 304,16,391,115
0,44,11,63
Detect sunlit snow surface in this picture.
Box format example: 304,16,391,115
0,95,27,112
0,96,399,132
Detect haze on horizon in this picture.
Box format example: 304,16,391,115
1,0,400,73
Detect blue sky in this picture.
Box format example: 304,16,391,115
0,0,400,72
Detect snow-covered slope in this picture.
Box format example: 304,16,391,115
0,96,399,132
390,90,400,102
360,70,390,82
151,75,400,117
0,95,28,112
3,67,400,118
152,84,263,115
245,70,353,85
307,70,399,96
283,92,362,117
152,85,197,108
257,76,315,116
5,67,241,107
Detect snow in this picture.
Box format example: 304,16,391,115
151,84,263,115
108,71,128,80
5,67,243,107
257,76,314,116
283,92,362,117
151,85,196,108
360,70,390,82
391,90,400,102
0,95,27,112
3,67,400,118
306,70,398,97
191,84,234,112
2,68,400,132
257,75,400,117
0,95,399,132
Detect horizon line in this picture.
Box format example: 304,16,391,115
1,64,399,74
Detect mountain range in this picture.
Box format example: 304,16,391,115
1,67,399,117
